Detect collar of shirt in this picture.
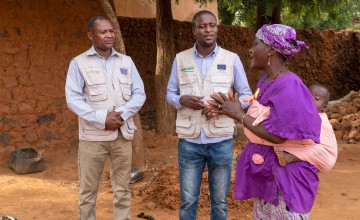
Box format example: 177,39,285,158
193,43,219,58
87,46,119,80
86,46,120,59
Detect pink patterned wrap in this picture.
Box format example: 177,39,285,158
243,98,338,172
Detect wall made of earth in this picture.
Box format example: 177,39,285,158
114,0,218,22
0,1,359,153
121,17,360,108
0,0,103,155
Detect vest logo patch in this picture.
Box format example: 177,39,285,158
89,70,101,74
217,64,226,70
120,68,128,75
181,66,194,73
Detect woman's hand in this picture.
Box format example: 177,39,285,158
204,92,287,144
204,92,245,121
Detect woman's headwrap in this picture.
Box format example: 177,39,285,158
255,24,308,60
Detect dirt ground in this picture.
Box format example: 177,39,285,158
1,129,360,220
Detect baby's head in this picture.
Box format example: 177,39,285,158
308,84,330,112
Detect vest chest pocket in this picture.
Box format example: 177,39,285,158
212,86,230,95
82,67,108,102
179,75,196,96
82,67,106,85
88,85,108,102
210,75,231,95
118,75,132,101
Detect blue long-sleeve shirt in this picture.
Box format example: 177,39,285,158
166,44,252,144
65,46,146,129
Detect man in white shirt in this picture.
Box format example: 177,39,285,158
65,16,146,220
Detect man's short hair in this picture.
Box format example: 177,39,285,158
192,10,217,27
88,16,109,32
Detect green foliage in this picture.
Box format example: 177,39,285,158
217,0,237,25
217,0,256,25
193,0,215,7
216,0,360,30
282,0,359,30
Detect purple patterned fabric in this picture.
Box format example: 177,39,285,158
254,194,310,219
234,72,321,213
256,24,308,60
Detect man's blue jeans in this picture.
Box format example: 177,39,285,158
178,138,233,220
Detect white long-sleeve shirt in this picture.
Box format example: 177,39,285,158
65,46,146,130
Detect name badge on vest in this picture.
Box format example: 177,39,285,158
120,68,128,75
217,64,226,70
86,68,101,75
181,66,194,73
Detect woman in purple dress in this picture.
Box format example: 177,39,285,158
206,24,321,219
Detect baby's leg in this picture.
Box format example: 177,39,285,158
283,151,302,164
275,149,302,167
275,149,287,166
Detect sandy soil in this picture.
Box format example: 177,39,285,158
0,130,359,220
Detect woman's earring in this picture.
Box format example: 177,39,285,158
267,54,271,66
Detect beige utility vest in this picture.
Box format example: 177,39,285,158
74,53,135,141
176,48,236,138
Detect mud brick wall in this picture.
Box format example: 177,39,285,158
121,17,360,106
0,0,103,156
1,0,359,153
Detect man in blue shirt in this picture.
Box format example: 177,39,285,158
166,10,252,220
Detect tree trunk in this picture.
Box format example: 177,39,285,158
97,0,145,169
271,0,281,24
97,0,126,53
155,0,176,134
255,2,268,30
255,0,282,30
130,114,144,168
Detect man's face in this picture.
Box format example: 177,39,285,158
87,19,115,51
193,14,218,48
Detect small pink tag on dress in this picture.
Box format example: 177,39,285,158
252,154,264,165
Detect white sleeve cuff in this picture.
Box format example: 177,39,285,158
173,95,183,109
114,106,128,120
94,109,108,129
